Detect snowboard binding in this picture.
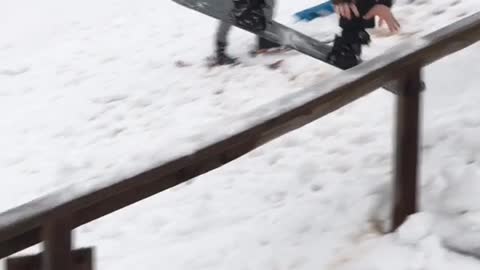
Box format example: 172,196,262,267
327,29,371,70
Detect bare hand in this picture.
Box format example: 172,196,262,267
334,2,360,20
363,4,400,33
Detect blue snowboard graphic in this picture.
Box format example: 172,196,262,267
294,1,335,22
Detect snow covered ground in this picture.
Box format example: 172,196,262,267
1,0,480,269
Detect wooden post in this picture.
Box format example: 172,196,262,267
392,66,423,231
42,218,73,270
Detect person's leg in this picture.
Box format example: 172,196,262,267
327,0,376,69
216,21,232,46
214,0,268,64
256,0,280,50
214,21,237,65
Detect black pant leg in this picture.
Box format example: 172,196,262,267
257,0,280,49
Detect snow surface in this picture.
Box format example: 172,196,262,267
1,0,480,269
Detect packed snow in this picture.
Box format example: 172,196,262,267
1,0,480,269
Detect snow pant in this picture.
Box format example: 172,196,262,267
216,0,276,48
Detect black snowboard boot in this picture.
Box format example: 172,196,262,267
214,42,237,65
327,29,371,70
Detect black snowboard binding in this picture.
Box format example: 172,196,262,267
231,0,267,32
327,29,371,70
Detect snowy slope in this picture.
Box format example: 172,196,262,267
1,0,480,269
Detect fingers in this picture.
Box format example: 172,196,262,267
350,3,360,18
389,17,401,32
382,15,400,32
363,5,401,33
363,7,375,20
335,3,359,20
341,4,351,19
393,16,401,31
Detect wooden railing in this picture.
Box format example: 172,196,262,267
1,11,480,270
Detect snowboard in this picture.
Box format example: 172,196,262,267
172,0,333,65
294,0,335,22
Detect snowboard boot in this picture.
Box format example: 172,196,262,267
327,29,371,70
213,42,238,66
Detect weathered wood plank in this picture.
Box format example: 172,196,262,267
0,11,479,259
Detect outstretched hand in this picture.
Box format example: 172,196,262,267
334,1,359,20
363,4,400,33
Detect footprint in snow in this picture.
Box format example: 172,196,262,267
310,184,323,192
297,161,319,184
326,147,348,155
64,74,94,87
431,8,446,16
265,191,287,204
0,66,30,76
449,0,461,6
334,163,351,174
349,133,375,145
91,94,129,104
174,60,192,68
100,56,119,64
130,96,153,108
267,152,283,165
258,239,270,246
411,0,430,5
0,43,14,50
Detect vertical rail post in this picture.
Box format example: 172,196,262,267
392,65,424,231
42,217,73,270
